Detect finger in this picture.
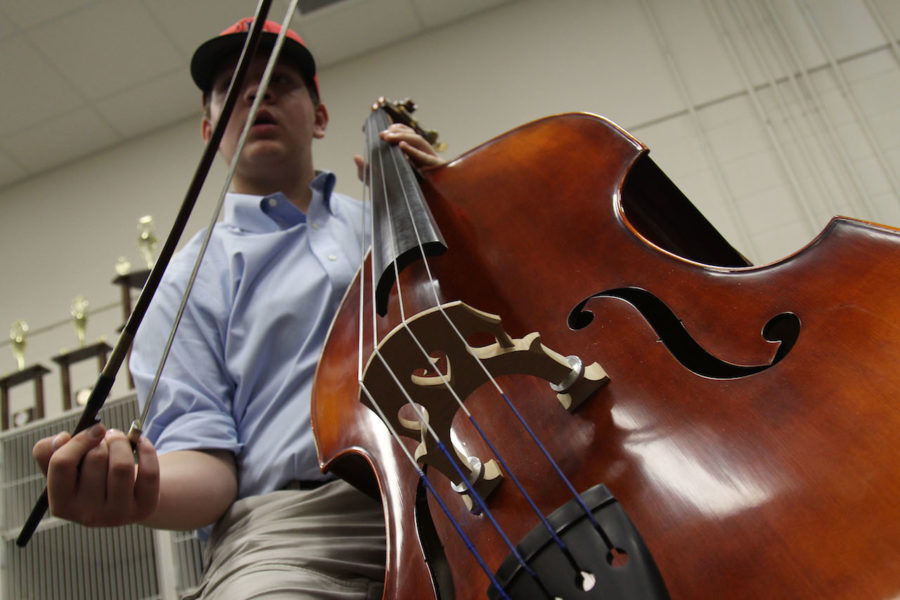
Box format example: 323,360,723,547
46,424,106,498
33,431,71,476
77,437,111,503
353,155,366,182
379,124,442,158
132,436,160,520
382,122,412,134
381,130,444,166
379,126,423,148
104,429,137,523
398,141,445,168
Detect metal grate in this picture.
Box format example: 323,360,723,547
6,523,159,600
172,530,205,591
1,394,204,599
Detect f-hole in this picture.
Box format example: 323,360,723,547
415,472,455,599
568,287,800,379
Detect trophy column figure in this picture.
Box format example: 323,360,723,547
71,295,89,346
10,319,28,371
137,215,158,269
52,296,111,411
1,320,49,430
110,215,156,389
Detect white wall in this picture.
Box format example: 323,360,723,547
1,0,899,420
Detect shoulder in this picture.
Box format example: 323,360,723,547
329,190,363,213
165,225,230,281
150,224,234,317
328,191,367,230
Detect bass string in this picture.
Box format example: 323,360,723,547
360,114,612,551
358,115,528,596
356,106,600,591
371,110,611,540
371,116,596,571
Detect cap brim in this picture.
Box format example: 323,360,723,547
190,31,316,93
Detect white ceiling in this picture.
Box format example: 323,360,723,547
0,0,512,191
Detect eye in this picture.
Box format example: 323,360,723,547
214,72,234,93
271,69,303,90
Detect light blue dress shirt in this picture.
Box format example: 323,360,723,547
130,172,367,505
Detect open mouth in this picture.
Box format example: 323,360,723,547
252,111,277,127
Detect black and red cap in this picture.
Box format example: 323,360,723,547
190,17,318,96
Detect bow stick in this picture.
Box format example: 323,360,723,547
16,0,284,547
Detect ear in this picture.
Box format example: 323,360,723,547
201,115,212,143
313,103,329,139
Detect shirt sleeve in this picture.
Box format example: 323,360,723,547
129,232,241,457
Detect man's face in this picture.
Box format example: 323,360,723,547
202,52,327,179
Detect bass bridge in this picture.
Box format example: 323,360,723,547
359,301,608,510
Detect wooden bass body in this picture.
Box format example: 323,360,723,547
312,113,900,599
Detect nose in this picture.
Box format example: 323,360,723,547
243,79,272,103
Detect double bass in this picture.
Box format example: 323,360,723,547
313,103,899,599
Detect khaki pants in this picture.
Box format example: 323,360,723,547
185,479,386,599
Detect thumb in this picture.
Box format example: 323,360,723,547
133,436,161,520
353,155,368,183
33,431,72,476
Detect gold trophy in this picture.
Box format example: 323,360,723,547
137,215,158,269
75,387,92,406
71,295,89,346
13,409,31,427
115,256,132,276
9,319,28,371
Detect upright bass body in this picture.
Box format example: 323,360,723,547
312,113,900,599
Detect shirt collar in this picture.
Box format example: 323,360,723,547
223,171,338,232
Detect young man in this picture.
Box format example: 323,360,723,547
33,17,443,599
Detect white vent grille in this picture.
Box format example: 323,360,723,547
172,531,205,591
6,524,159,599
1,394,204,599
